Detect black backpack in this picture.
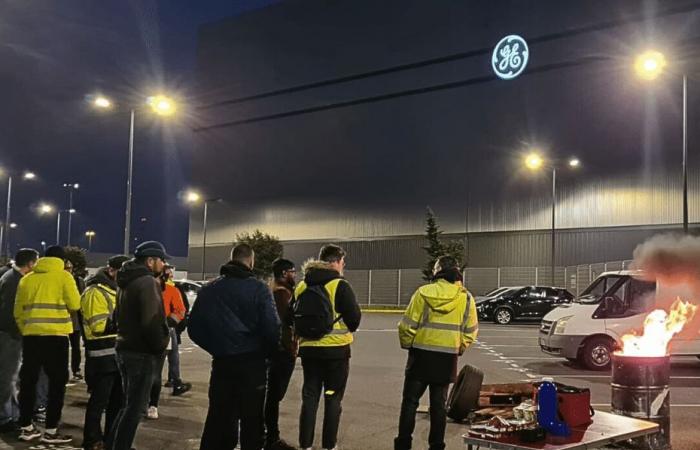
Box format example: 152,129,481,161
293,284,341,339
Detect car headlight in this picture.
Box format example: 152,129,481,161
553,316,573,335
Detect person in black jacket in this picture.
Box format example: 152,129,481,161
0,249,38,432
189,243,280,450
106,242,170,450
296,244,361,450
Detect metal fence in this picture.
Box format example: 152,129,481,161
196,259,633,306
342,260,633,306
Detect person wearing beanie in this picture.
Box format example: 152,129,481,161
80,255,128,450
394,255,478,450
107,241,170,450
14,246,81,444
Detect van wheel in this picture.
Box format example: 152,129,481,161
582,337,614,371
494,308,513,325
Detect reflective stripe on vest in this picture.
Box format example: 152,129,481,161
296,278,353,347
87,348,116,358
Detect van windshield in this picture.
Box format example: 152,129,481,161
577,275,625,304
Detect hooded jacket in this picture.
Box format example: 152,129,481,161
14,257,81,336
398,276,478,383
81,267,120,372
271,278,297,355
188,260,280,360
0,267,24,338
114,260,169,355
295,260,361,359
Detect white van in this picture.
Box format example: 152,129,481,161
539,270,700,370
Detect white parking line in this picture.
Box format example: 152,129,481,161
591,403,700,407
544,375,700,380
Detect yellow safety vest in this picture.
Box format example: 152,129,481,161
398,279,479,354
14,257,81,336
81,283,117,341
295,279,353,348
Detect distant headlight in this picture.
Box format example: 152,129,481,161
554,316,573,335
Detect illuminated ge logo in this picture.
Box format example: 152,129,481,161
492,35,529,80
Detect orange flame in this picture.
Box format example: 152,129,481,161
619,298,698,357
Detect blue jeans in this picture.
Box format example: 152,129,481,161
0,331,21,424
107,350,161,450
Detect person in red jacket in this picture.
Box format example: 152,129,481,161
146,266,191,420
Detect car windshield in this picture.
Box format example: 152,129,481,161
484,287,508,297
577,275,625,304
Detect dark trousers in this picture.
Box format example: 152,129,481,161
149,353,166,407
83,365,122,447
0,331,22,424
394,377,448,450
18,335,69,429
69,331,82,375
107,350,160,450
264,352,296,443
299,357,349,449
200,356,266,450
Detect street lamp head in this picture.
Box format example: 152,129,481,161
148,95,176,116
94,96,112,109
68,208,76,214
9,223,17,229
23,172,36,180
185,191,201,204
634,50,666,80
568,158,581,168
525,152,544,171
85,230,96,237
39,204,54,214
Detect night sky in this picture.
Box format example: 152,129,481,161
0,0,279,256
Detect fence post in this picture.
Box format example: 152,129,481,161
564,267,568,290
535,267,539,285
367,270,372,306
497,267,501,288
588,265,592,285
604,262,608,272
397,269,401,306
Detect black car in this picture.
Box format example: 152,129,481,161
476,286,574,324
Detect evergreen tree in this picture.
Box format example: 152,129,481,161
235,229,283,280
422,207,465,281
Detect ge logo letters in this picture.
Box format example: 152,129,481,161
492,35,529,80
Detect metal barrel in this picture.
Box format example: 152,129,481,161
611,354,671,450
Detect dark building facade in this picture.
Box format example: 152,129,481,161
189,0,700,276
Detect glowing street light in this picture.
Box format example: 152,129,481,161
185,191,201,204
148,95,177,116
39,204,54,214
634,50,667,81
1,168,38,257
523,152,581,285
90,92,179,253
524,152,544,170
85,230,96,251
9,223,17,229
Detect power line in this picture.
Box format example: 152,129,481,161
196,2,700,111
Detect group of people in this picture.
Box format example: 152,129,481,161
0,241,191,450
0,237,478,450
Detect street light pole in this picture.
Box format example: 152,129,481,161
124,109,135,254
551,168,557,286
682,74,688,234
4,176,11,258
56,211,62,245
201,200,209,281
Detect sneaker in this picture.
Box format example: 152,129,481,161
71,372,84,383
146,406,158,420
172,382,192,396
18,425,41,441
41,430,73,444
164,380,174,388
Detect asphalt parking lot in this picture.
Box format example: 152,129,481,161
1,313,698,449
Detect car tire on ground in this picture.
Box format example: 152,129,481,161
581,336,614,371
494,308,513,325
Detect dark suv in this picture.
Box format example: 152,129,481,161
476,286,574,324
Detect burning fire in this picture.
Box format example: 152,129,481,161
618,298,698,357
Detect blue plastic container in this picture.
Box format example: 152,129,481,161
537,377,571,437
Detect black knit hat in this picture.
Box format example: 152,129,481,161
108,255,130,270
45,245,66,260
134,241,170,260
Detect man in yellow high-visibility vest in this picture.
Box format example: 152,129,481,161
395,255,478,450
